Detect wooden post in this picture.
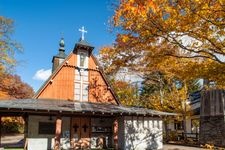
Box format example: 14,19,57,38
113,118,118,150
0,116,1,148
23,114,28,150
54,116,62,150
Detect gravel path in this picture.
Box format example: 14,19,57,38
0,134,206,150
163,144,205,150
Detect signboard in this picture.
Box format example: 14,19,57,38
27,138,48,150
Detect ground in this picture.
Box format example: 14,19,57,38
0,134,205,150
1,134,24,148
163,144,205,150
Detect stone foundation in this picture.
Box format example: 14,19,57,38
200,116,225,146
200,90,225,147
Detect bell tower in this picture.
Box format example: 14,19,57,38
73,26,94,57
73,26,94,101
52,38,67,72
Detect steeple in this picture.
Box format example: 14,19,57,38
73,26,94,54
52,37,67,72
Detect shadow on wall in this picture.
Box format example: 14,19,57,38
124,119,162,150
89,76,114,103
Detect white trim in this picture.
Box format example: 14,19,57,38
74,69,89,102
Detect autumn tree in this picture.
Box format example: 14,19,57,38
99,0,225,108
100,0,225,140
0,73,34,133
111,79,139,106
100,0,225,86
0,16,21,74
0,74,34,99
0,16,33,98
113,0,225,62
0,16,34,133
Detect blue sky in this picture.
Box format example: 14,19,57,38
0,0,117,91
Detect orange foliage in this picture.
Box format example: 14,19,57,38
0,74,34,100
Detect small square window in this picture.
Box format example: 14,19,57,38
75,94,80,100
74,89,80,94
83,76,88,82
75,75,81,81
75,83,81,89
82,95,88,101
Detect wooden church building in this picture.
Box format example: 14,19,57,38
0,28,174,150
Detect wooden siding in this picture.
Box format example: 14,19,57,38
200,89,225,117
36,51,118,105
89,56,117,104
37,54,76,100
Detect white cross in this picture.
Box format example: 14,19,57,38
78,26,87,40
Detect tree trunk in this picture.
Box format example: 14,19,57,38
183,114,187,141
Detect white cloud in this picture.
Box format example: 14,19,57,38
33,69,51,81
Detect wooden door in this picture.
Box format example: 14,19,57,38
71,117,90,149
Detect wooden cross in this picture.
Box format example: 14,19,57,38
82,124,88,132
78,26,87,40
73,124,79,132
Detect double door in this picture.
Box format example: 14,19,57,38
71,117,90,149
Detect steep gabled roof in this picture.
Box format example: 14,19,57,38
34,51,121,105
33,52,73,99
91,54,121,105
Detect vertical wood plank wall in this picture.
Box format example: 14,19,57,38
89,56,116,104
37,54,76,100
200,89,225,116
37,53,117,104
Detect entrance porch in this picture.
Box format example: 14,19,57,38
27,115,116,150
0,99,175,150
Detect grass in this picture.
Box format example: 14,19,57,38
4,148,23,150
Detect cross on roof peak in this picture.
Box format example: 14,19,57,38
78,26,87,41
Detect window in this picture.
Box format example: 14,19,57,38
38,122,55,134
59,58,64,65
74,83,81,100
75,50,89,101
82,83,88,101
80,53,86,67
174,120,183,130
74,69,89,101
78,50,88,68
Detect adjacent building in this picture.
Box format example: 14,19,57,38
166,91,200,140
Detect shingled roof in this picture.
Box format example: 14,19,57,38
0,99,176,116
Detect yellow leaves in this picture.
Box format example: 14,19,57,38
108,0,225,112
114,0,158,26
111,80,139,106
121,35,129,43
147,0,157,12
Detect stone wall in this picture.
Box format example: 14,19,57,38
200,90,225,147
200,116,225,146
118,116,163,150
